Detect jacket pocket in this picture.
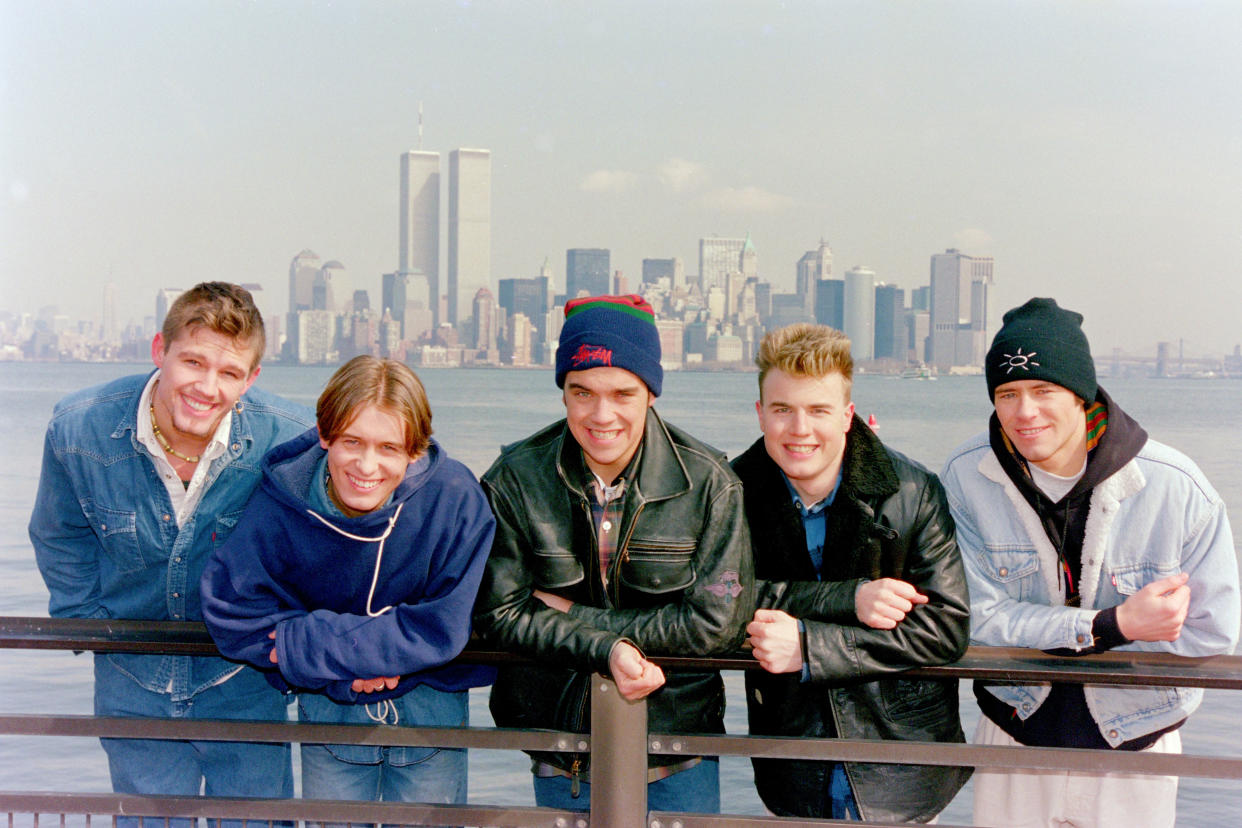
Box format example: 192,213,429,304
976,546,1041,601
619,538,696,594
531,548,585,589
85,503,145,572
1108,564,1177,597
212,509,246,550
878,677,956,731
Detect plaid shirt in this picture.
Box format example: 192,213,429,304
588,474,627,589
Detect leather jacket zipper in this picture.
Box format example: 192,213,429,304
609,502,645,607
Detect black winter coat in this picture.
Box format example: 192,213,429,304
733,418,971,823
474,408,755,776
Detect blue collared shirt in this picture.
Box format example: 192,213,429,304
781,471,842,579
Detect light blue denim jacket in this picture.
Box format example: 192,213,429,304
941,432,1239,746
29,371,313,702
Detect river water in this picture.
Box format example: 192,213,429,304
1,362,1239,823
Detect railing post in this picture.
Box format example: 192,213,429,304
590,673,648,827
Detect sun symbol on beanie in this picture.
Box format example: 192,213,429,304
999,348,1040,374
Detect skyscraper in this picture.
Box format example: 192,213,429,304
698,236,749,292
796,240,832,317
447,149,491,330
399,150,440,325
873,283,906,361
288,250,320,313
566,248,611,299
814,278,844,330
642,257,684,289
927,248,994,369
843,267,876,361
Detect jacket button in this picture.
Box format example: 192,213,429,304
163,514,171,521
601,520,612,532
101,524,107,531
1109,729,1119,739
998,567,1009,577
1077,634,1089,644
232,443,240,451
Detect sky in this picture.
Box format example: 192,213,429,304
2,0,1240,357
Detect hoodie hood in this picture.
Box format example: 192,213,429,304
260,427,440,527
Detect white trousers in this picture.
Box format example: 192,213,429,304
972,717,1180,828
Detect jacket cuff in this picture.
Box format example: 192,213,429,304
1091,606,1131,652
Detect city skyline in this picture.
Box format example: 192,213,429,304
2,1,1240,357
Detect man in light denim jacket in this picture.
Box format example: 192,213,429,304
29,282,313,824
940,297,1239,828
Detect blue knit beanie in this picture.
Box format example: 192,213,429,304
986,297,1097,402
555,294,663,396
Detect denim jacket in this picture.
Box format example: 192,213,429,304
940,432,1239,746
29,371,313,702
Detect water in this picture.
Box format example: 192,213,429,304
2,363,1239,823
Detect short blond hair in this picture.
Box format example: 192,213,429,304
756,323,854,400
317,356,433,457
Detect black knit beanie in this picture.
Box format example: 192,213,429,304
985,297,1097,402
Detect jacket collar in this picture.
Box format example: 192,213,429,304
736,412,898,506
114,369,256,460
555,407,691,503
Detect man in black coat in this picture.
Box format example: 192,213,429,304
734,323,971,822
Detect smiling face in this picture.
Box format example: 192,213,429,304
320,403,416,517
757,368,855,504
562,366,654,482
150,326,261,455
993,379,1088,476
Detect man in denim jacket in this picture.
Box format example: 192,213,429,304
940,298,1239,828
29,282,313,819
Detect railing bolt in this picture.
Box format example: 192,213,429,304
650,739,662,750
575,820,588,828
557,738,569,750
598,681,609,692
671,740,683,751
650,821,662,828
672,821,684,828
555,818,568,828
577,739,588,751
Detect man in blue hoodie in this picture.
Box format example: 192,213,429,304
202,355,496,811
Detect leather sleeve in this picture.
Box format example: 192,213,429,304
803,473,970,681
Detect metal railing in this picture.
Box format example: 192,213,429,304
2,616,1241,827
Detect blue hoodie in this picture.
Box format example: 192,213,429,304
202,428,496,704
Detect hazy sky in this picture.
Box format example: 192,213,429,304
3,0,1240,356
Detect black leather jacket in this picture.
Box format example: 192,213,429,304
474,408,755,775
733,418,971,822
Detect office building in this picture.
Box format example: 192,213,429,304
843,267,876,361
399,150,440,325
566,248,610,299
288,250,320,313
796,240,832,316
814,279,844,330
447,148,491,330
874,283,906,361
928,248,994,369
698,235,754,292
642,257,684,289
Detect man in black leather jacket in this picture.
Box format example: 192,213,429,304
735,323,971,822
473,295,754,813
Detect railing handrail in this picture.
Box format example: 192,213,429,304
3,615,1241,827
3,614,1241,689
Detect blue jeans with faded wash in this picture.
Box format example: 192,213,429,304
298,683,468,826
532,756,720,813
95,655,293,828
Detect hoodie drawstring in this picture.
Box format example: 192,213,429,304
365,698,400,725
305,501,404,617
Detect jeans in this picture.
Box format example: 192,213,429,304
298,683,469,824
95,655,293,828
533,757,720,813
829,763,860,820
